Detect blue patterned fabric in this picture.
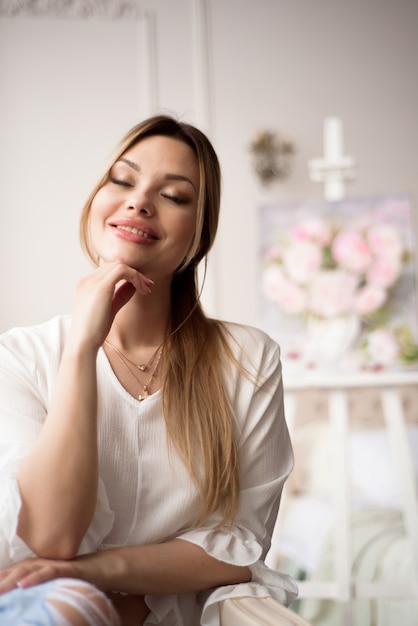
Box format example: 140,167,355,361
0,581,56,625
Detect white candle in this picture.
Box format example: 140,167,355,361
324,116,343,161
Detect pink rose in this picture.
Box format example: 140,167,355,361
291,217,331,245
309,270,358,318
264,242,283,263
283,240,322,285
366,328,400,366
262,265,307,314
367,256,401,288
332,229,372,273
367,224,402,260
354,284,387,315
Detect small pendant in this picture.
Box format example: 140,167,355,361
138,386,149,402
137,364,146,371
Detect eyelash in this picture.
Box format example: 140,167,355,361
161,193,188,205
109,177,132,188
109,177,188,205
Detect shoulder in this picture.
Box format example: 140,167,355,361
219,321,281,375
0,315,71,371
222,321,280,356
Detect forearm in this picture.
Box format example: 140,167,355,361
17,342,99,559
78,539,251,595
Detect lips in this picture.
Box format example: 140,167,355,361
114,225,157,240
110,219,159,241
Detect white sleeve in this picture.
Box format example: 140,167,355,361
0,335,114,568
176,332,298,616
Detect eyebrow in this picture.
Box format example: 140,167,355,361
119,157,139,171
118,157,197,192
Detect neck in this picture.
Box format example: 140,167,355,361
107,288,171,350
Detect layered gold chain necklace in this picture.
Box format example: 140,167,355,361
104,340,164,401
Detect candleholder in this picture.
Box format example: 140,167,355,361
249,130,295,185
308,117,356,201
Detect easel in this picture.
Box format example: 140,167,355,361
268,120,418,624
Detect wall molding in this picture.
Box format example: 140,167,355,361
0,0,143,19
191,0,213,134
138,11,158,118
191,0,219,316
0,0,158,123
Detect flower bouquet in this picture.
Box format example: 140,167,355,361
260,196,418,371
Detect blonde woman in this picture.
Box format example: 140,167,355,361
0,115,297,625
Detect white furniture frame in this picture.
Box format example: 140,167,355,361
220,596,313,625
269,371,418,625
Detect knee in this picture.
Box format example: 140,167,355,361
46,578,119,626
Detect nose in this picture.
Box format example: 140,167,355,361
127,188,155,216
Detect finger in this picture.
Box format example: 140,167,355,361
17,564,65,589
118,268,154,296
112,281,137,313
77,262,152,301
0,563,39,594
116,262,154,294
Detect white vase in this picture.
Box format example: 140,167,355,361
305,314,361,365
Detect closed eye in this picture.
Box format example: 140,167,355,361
109,177,133,188
161,193,188,205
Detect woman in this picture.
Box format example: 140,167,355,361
0,115,297,625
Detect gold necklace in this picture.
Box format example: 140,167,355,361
104,340,162,372
104,341,163,401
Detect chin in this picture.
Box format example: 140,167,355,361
98,250,142,268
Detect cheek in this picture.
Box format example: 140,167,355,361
86,197,108,251
177,217,197,254
90,189,109,219
88,192,113,235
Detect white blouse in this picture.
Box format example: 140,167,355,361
0,315,297,625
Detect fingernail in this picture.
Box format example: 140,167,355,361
144,278,155,287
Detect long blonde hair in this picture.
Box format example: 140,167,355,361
80,115,239,526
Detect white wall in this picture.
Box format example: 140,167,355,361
1,0,417,333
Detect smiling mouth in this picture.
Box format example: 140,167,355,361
115,225,158,240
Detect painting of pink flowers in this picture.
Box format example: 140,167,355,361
259,193,418,374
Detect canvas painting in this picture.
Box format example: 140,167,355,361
258,193,418,376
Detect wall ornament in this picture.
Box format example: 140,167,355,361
249,129,295,186
0,0,143,19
